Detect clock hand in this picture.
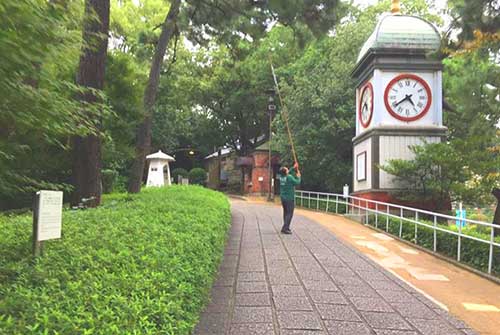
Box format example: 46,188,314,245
393,94,414,108
393,96,409,107
406,94,415,106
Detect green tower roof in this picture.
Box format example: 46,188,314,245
357,14,441,62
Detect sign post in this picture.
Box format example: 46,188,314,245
343,184,349,198
455,201,467,228
33,190,63,257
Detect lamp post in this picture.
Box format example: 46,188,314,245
266,89,276,201
170,147,197,179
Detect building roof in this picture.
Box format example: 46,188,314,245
254,140,280,152
204,147,233,159
357,14,441,62
146,150,175,161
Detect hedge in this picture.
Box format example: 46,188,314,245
188,168,207,186
171,168,189,184
296,195,500,278
0,186,231,334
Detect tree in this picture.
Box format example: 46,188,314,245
127,0,347,193
0,0,99,209
128,0,182,193
71,0,110,206
381,142,471,205
447,0,500,43
272,2,389,192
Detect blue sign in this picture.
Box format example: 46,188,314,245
455,209,467,228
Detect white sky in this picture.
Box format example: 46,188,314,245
353,0,448,10
352,0,451,31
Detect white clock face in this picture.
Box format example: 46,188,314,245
384,74,432,122
359,83,373,128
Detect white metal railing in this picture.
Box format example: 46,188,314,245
295,190,500,275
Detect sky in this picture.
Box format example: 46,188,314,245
353,0,448,10
352,0,452,31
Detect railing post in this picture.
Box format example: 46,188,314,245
317,193,320,210
386,205,389,232
365,199,369,225
326,194,330,213
375,203,378,229
308,192,311,208
433,215,437,252
346,197,349,215
415,212,418,244
458,216,462,262
399,208,403,237
335,195,338,214
488,226,494,274
300,192,303,207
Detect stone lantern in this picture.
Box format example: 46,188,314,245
146,150,175,187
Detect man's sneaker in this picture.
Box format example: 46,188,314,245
281,229,292,234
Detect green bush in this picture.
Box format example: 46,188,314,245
0,186,231,334
101,169,118,194
171,168,189,184
189,168,207,186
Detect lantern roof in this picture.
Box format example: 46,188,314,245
146,150,175,161
357,14,441,63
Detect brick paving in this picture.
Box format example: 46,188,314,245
193,202,478,335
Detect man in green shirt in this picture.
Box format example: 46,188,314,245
279,162,301,234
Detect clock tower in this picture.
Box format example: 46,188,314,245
351,5,447,203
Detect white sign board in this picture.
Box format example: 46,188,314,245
343,184,349,198
37,190,63,241
181,178,189,185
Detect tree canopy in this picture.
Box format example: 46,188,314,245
1,0,498,209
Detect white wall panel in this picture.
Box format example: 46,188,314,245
379,135,441,188
353,137,372,192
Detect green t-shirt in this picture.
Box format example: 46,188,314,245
279,169,301,201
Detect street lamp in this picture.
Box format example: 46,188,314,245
266,89,276,201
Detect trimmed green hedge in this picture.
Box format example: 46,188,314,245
296,195,500,277
0,186,231,334
172,168,189,184
188,168,207,186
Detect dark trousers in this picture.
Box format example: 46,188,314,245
281,199,295,231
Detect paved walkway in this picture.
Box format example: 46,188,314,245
194,201,478,335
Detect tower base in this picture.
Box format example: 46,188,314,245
352,190,451,212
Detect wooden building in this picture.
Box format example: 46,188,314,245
204,141,280,196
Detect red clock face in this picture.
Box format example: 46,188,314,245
358,82,373,128
384,74,432,122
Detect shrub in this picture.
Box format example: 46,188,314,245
0,186,231,334
189,168,207,186
101,169,118,194
171,168,189,184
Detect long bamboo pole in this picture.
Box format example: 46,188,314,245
269,56,298,164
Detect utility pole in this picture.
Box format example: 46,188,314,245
217,147,222,189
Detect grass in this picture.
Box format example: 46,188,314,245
0,186,231,334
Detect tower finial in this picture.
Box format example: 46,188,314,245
391,0,400,14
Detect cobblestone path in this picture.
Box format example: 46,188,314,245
193,201,477,335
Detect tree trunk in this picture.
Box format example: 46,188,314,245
71,0,110,206
128,0,182,193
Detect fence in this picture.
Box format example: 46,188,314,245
295,190,500,277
